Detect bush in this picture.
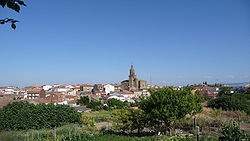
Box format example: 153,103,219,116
77,96,90,106
107,98,127,109
0,102,81,130
208,93,250,115
219,121,248,141
80,114,96,127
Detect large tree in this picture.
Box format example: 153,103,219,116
139,87,203,133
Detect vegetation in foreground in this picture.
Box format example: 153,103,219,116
0,86,249,140
0,102,81,130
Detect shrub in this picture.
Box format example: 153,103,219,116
80,114,96,127
77,96,90,106
87,101,105,111
219,121,248,141
0,102,81,130
208,93,250,115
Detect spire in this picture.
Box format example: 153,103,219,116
130,65,135,76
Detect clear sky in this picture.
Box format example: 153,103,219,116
0,0,250,87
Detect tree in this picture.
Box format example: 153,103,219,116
111,108,148,134
77,96,90,106
139,87,203,134
218,86,232,97
86,101,104,111
208,93,250,115
0,0,26,29
107,98,127,109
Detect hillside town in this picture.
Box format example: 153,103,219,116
1,65,249,111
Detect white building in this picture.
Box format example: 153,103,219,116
55,88,68,93
42,85,52,91
67,90,77,96
3,88,19,94
65,85,75,89
104,84,115,95
108,93,131,102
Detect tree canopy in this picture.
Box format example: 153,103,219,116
139,87,203,131
218,86,232,97
208,93,250,115
77,96,90,106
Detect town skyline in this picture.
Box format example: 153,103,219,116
0,64,249,88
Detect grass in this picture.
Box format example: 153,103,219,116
84,110,112,118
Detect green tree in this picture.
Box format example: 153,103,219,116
218,86,232,97
208,93,250,115
111,108,147,134
139,87,203,133
86,101,104,111
77,96,90,106
107,98,127,109
0,0,26,29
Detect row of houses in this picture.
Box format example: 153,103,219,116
0,83,151,109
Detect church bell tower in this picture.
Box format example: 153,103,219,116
129,65,138,91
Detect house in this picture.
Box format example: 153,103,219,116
67,89,77,96
92,90,106,96
24,85,42,90
132,89,149,98
79,84,93,92
93,84,104,92
104,84,115,95
112,84,121,92
64,95,78,101
54,87,68,93
45,93,64,103
26,89,46,99
42,85,52,91
199,86,219,98
108,93,130,102
1,86,20,94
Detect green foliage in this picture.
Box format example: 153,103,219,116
219,121,248,141
80,114,96,128
112,108,147,134
208,93,250,115
218,87,232,97
86,101,108,111
77,96,90,106
0,102,81,130
140,87,203,130
107,98,129,109
60,133,164,141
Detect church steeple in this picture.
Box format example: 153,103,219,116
130,65,135,76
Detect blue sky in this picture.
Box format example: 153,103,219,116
0,0,250,87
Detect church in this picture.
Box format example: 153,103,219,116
121,65,146,91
